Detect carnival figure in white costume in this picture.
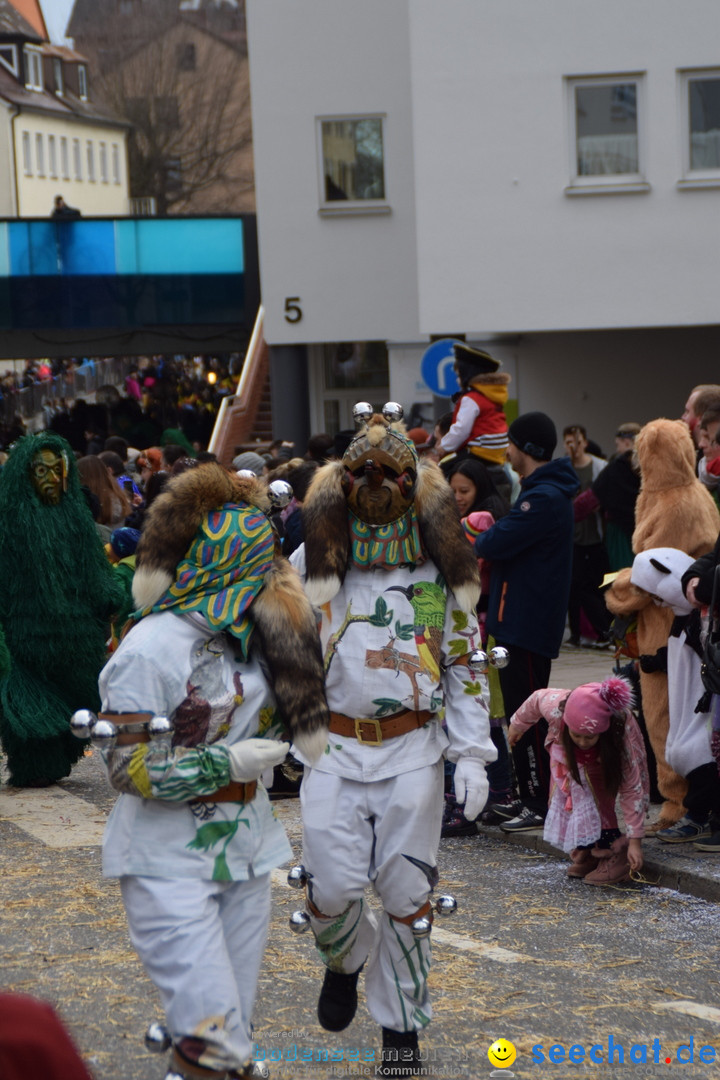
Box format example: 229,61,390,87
289,404,496,1077
74,464,329,1080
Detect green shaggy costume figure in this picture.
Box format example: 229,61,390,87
0,433,124,787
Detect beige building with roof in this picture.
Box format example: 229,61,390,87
0,0,129,217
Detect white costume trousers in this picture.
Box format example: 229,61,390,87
120,874,271,1071
301,762,444,1032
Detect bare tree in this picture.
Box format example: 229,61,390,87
73,3,254,215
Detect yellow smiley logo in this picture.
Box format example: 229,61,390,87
488,1038,517,1069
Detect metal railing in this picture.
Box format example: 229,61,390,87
0,357,134,427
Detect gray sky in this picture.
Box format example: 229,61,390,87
40,0,75,44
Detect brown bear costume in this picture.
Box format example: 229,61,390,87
606,419,720,828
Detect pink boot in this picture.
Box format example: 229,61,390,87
584,837,630,886
567,848,600,878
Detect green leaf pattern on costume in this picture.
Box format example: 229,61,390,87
186,807,250,880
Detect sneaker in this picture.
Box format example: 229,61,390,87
565,636,581,648
655,815,712,843
441,800,477,838
487,797,523,821
693,832,720,852
500,806,545,832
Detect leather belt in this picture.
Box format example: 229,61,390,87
329,709,431,745
191,780,257,805
98,712,151,746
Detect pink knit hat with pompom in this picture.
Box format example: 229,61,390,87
563,676,634,735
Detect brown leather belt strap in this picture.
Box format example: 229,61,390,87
98,711,152,746
329,709,431,745
388,900,433,926
450,653,472,667
191,780,257,805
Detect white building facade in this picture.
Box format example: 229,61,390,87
247,0,720,451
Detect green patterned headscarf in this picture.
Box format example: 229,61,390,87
141,503,274,659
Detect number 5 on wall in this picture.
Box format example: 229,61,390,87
284,297,302,323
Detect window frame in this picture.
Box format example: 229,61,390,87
111,142,121,184
73,137,82,181
0,44,18,78
48,134,57,178
60,136,69,180
77,64,88,101
316,113,390,216
24,46,43,91
678,67,720,189
22,130,32,176
86,140,95,182
35,133,45,177
99,141,108,183
564,72,650,196
53,57,64,96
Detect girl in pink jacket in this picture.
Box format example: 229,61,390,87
508,677,649,886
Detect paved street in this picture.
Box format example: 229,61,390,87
1,645,720,1079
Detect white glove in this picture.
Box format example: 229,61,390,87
227,739,290,782
453,757,489,821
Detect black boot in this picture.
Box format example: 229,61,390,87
377,1028,419,1078
317,966,363,1031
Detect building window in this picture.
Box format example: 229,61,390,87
73,138,82,180
565,75,649,194
99,141,108,182
22,131,32,176
48,135,57,178
24,47,43,90
154,96,180,130
317,116,388,213
165,156,182,192
86,140,95,181
60,136,69,179
112,143,121,184
53,57,64,95
77,64,88,100
679,70,720,186
177,43,196,71
0,44,18,77
35,133,45,177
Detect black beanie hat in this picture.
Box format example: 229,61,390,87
508,412,556,462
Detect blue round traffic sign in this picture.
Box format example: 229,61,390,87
420,339,462,398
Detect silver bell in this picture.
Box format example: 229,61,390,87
90,718,118,750
434,894,458,917
236,469,256,479
268,478,293,509
489,646,510,668
287,864,308,890
289,909,311,934
382,401,404,424
468,649,489,674
410,916,433,939
352,401,374,425
145,1021,171,1053
148,715,173,741
70,709,97,739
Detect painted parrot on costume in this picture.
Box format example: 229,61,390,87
386,581,446,683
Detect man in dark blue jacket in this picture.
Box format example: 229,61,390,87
474,412,578,830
